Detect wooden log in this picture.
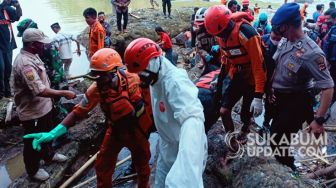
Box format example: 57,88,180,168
72,155,131,188
129,13,140,19
306,163,336,179
60,152,99,188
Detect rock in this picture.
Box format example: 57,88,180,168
78,8,194,56
0,98,11,128
204,121,322,188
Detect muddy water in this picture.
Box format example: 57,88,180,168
0,153,24,188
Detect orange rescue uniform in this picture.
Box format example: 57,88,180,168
88,21,106,58
73,70,152,188
216,19,266,93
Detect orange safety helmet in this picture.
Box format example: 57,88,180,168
204,5,232,36
124,38,162,73
90,48,123,72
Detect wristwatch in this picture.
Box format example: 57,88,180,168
314,116,326,126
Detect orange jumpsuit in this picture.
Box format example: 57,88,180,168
72,70,152,188
88,21,105,58
216,18,266,125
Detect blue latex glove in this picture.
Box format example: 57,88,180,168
211,45,220,53
23,124,67,151
205,54,213,63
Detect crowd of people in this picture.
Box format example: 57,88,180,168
1,0,336,187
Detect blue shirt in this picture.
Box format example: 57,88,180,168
313,11,321,23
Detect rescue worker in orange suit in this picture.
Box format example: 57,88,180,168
300,3,309,21
196,69,221,132
204,5,266,141
241,0,254,22
83,7,106,58
23,48,152,188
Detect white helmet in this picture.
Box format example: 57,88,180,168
194,7,207,22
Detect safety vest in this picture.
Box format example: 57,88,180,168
98,69,136,122
195,69,220,89
98,69,152,134
216,20,251,65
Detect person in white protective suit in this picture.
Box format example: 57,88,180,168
124,37,208,188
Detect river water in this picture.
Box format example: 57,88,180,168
11,0,213,77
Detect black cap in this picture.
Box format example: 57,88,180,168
50,22,60,29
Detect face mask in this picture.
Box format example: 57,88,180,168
270,38,280,46
138,70,158,88
139,57,162,87
96,71,119,90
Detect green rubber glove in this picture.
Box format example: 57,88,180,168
23,124,67,151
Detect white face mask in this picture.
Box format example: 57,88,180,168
270,38,280,46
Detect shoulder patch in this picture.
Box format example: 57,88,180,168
239,23,258,39
315,56,326,71
23,68,35,81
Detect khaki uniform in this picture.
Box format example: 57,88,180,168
12,49,53,121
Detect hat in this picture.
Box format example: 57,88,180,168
242,0,249,5
17,18,38,37
271,3,301,26
50,22,60,29
22,28,52,44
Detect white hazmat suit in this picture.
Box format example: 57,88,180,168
146,56,208,188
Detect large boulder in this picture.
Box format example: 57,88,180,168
78,8,194,56
204,122,322,188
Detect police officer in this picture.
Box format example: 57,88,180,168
271,3,334,171
13,28,76,181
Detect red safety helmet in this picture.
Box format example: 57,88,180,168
90,48,123,72
242,0,249,6
124,38,162,73
204,5,232,36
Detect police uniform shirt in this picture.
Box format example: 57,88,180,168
272,35,334,91
12,49,53,121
